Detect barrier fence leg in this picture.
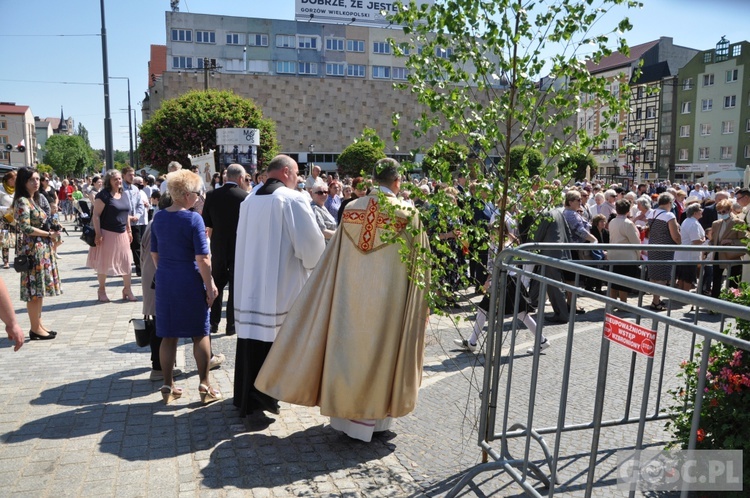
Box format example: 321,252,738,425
585,336,611,497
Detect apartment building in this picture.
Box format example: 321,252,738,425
674,37,750,183
0,103,36,168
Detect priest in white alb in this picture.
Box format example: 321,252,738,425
255,158,431,441
233,154,325,417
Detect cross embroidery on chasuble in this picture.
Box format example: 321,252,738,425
342,197,408,253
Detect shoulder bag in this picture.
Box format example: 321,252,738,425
13,201,35,273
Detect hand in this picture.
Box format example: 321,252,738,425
95,234,104,246
206,281,218,308
6,323,24,351
127,232,133,243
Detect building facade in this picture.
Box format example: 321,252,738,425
0,103,37,168
674,38,750,183
580,37,698,184
143,11,581,173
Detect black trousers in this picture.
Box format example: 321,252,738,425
130,224,144,274
210,259,235,330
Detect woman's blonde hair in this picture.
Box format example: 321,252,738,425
166,170,201,200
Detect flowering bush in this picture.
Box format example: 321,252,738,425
666,283,750,489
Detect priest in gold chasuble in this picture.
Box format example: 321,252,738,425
255,158,431,442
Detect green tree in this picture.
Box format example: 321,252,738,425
43,134,96,177
422,140,470,182
139,89,278,172
508,146,544,179
385,0,637,309
336,128,387,178
113,150,129,164
557,151,598,182
75,123,91,147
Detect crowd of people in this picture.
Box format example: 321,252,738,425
2,158,750,444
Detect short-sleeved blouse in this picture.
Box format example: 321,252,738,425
96,189,129,233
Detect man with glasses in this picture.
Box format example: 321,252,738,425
122,167,148,277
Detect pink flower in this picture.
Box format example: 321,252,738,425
730,288,742,298
697,428,706,442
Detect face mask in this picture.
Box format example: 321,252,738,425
718,213,730,220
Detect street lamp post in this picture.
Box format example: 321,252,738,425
100,0,114,170
111,76,133,167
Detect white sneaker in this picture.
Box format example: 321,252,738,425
209,353,225,370
453,338,477,352
526,339,550,355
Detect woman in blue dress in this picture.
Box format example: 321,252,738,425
151,170,220,404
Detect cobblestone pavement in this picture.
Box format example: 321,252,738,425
0,220,720,497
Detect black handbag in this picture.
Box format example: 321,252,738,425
13,216,35,273
130,316,154,347
81,225,96,247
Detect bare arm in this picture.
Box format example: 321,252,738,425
668,219,682,245
92,198,106,246
195,254,218,307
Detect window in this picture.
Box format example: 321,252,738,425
172,56,192,69
223,59,243,71
722,121,734,134
372,65,391,79
0,135,6,145
326,38,344,51
247,60,269,73
298,36,317,49
226,33,244,45
701,98,713,111
373,41,391,54
746,118,750,132
724,95,737,108
745,144,750,159
679,125,690,137
635,108,643,120
720,146,733,159
682,78,693,90
703,52,712,63
637,87,645,99
347,64,365,77
298,62,317,75
276,35,295,48
0,121,6,130
392,67,408,80
276,61,296,74
646,106,656,118
248,33,268,46
681,101,691,113
732,45,742,57
703,73,715,86
678,148,688,161
196,58,217,69
196,31,215,44
645,128,655,139
326,63,346,76
435,47,453,59
171,29,192,42
346,39,364,52
726,69,739,83
644,150,655,161
699,147,710,160
700,123,712,136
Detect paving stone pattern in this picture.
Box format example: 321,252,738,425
0,221,717,497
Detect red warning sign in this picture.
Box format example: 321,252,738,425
603,313,657,357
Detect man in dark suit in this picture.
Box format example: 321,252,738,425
203,163,249,335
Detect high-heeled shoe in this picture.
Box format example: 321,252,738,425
122,289,136,302
199,384,222,405
160,385,183,404
30,330,56,341
97,289,110,303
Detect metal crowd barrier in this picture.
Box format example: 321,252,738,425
447,243,750,497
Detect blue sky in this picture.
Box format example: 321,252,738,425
2,0,749,152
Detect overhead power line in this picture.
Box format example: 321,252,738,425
0,78,102,86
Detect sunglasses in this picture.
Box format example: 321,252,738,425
314,190,328,195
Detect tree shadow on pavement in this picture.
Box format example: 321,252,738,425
198,424,398,491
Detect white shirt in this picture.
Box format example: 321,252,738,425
234,183,325,342
674,216,704,262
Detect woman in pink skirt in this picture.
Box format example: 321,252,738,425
87,169,134,302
